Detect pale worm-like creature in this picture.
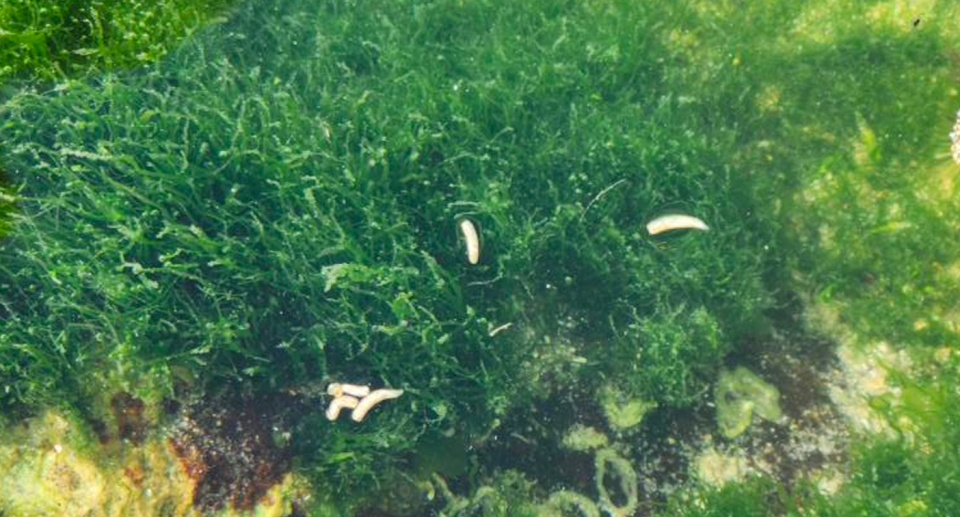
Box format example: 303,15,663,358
646,214,709,235
351,388,404,422
325,395,360,421
458,219,480,265
327,382,371,398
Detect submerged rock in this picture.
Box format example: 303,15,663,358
170,392,305,513
694,446,751,486
0,410,305,517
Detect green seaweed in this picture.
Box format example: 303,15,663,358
0,168,11,240
660,477,782,517
0,0,234,82
0,0,776,497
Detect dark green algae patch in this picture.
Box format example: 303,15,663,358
1,0,960,515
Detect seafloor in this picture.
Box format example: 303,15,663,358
1,0,960,516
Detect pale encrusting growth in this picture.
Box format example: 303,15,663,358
646,214,709,235
594,448,638,517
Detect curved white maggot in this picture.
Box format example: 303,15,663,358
351,388,404,422
458,218,481,265
325,395,360,421
326,382,371,398
646,214,709,235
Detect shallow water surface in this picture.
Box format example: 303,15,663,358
1,1,959,516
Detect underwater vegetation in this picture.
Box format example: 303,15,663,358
0,0,234,82
0,167,11,240
1,0,960,515
0,408,305,517
0,0,235,313
1,0,770,481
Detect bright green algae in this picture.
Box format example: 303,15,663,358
0,0,232,243
0,168,11,240
0,0,234,82
0,0,769,433
1,0,960,515
0,0,771,506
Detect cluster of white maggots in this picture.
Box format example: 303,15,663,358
325,212,707,424
325,382,404,422
951,109,960,166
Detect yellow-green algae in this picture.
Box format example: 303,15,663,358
0,411,305,517
599,385,658,432
714,367,782,439
561,424,609,452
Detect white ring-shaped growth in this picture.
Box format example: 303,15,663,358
595,448,638,517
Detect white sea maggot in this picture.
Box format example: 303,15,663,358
325,395,360,421
457,218,481,264
351,388,404,422
327,382,371,398
646,213,709,235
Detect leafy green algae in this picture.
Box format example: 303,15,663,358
0,168,11,240
1,0,772,488
0,0,234,82
0,411,304,517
